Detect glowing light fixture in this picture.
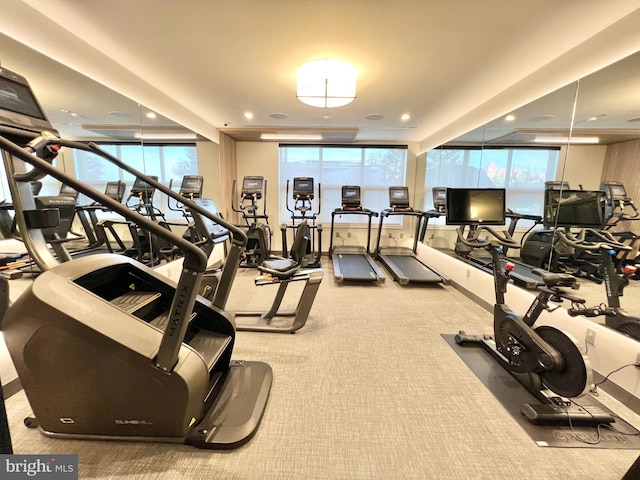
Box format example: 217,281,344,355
260,133,322,141
534,135,599,144
297,59,357,108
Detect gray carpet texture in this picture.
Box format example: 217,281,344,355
4,259,640,479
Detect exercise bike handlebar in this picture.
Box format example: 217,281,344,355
456,225,521,250
555,228,631,253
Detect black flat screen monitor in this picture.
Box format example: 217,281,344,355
389,186,410,208
179,175,203,198
0,67,55,137
544,189,606,228
445,188,506,225
293,177,314,200
242,176,264,198
341,185,361,207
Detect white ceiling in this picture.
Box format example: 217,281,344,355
1,1,640,150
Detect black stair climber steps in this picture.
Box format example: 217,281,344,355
109,290,231,371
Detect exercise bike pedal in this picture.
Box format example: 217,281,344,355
454,331,493,345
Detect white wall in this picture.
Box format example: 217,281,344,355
559,144,607,190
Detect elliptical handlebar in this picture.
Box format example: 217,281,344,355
455,225,521,250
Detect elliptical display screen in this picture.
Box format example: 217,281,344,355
179,175,203,197
445,188,506,225
293,177,314,199
242,176,264,198
544,189,605,228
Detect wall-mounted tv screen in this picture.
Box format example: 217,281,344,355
445,188,506,225
544,189,606,228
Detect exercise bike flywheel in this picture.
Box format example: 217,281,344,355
535,325,593,398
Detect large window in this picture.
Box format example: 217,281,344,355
424,147,559,218
73,143,198,219
279,145,407,224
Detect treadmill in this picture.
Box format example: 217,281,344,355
329,185,385,283
375,186,449,285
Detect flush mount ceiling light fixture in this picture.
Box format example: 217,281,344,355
297,59,357,108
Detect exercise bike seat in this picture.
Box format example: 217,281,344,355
532,269,576,288
259,258,301,279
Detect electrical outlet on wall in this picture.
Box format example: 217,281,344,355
586,328,597,346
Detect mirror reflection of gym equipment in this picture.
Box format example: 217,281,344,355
232,176,272,267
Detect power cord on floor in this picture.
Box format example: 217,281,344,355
589,362,640,396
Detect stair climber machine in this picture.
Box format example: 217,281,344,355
329,185,385,283
375,186,448,285
450,188,611,426
0,66,272,448
232,176,271,267
281,177,322,267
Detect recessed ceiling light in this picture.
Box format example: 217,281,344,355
270,113,288,120
244,112,254,120
365,114,383,120
145,112,157,119
504,114,515,121
401,113,410,122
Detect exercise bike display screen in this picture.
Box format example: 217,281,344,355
445,188,506,225
544,189,606,228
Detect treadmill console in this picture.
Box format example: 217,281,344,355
432,187,447,212
389,186,410,210
293,177,314,201
341,185,362,210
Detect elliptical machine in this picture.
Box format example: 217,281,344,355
232,176,271,267
450,188,601,423
281,177,322,267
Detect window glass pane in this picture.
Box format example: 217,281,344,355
279,145,407,225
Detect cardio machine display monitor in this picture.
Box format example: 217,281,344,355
432,187,447,211
293,177,314,200
131,176,158,197
601,182,628,201
544,189,606,229
445,188,506,225
179,175,203,198
104,181,126,202
242,176,264,198
0,67,55,136
389,186,410,208
341,185,361,208
59,183,79,199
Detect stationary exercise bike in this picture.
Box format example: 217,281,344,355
450,189,600,423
